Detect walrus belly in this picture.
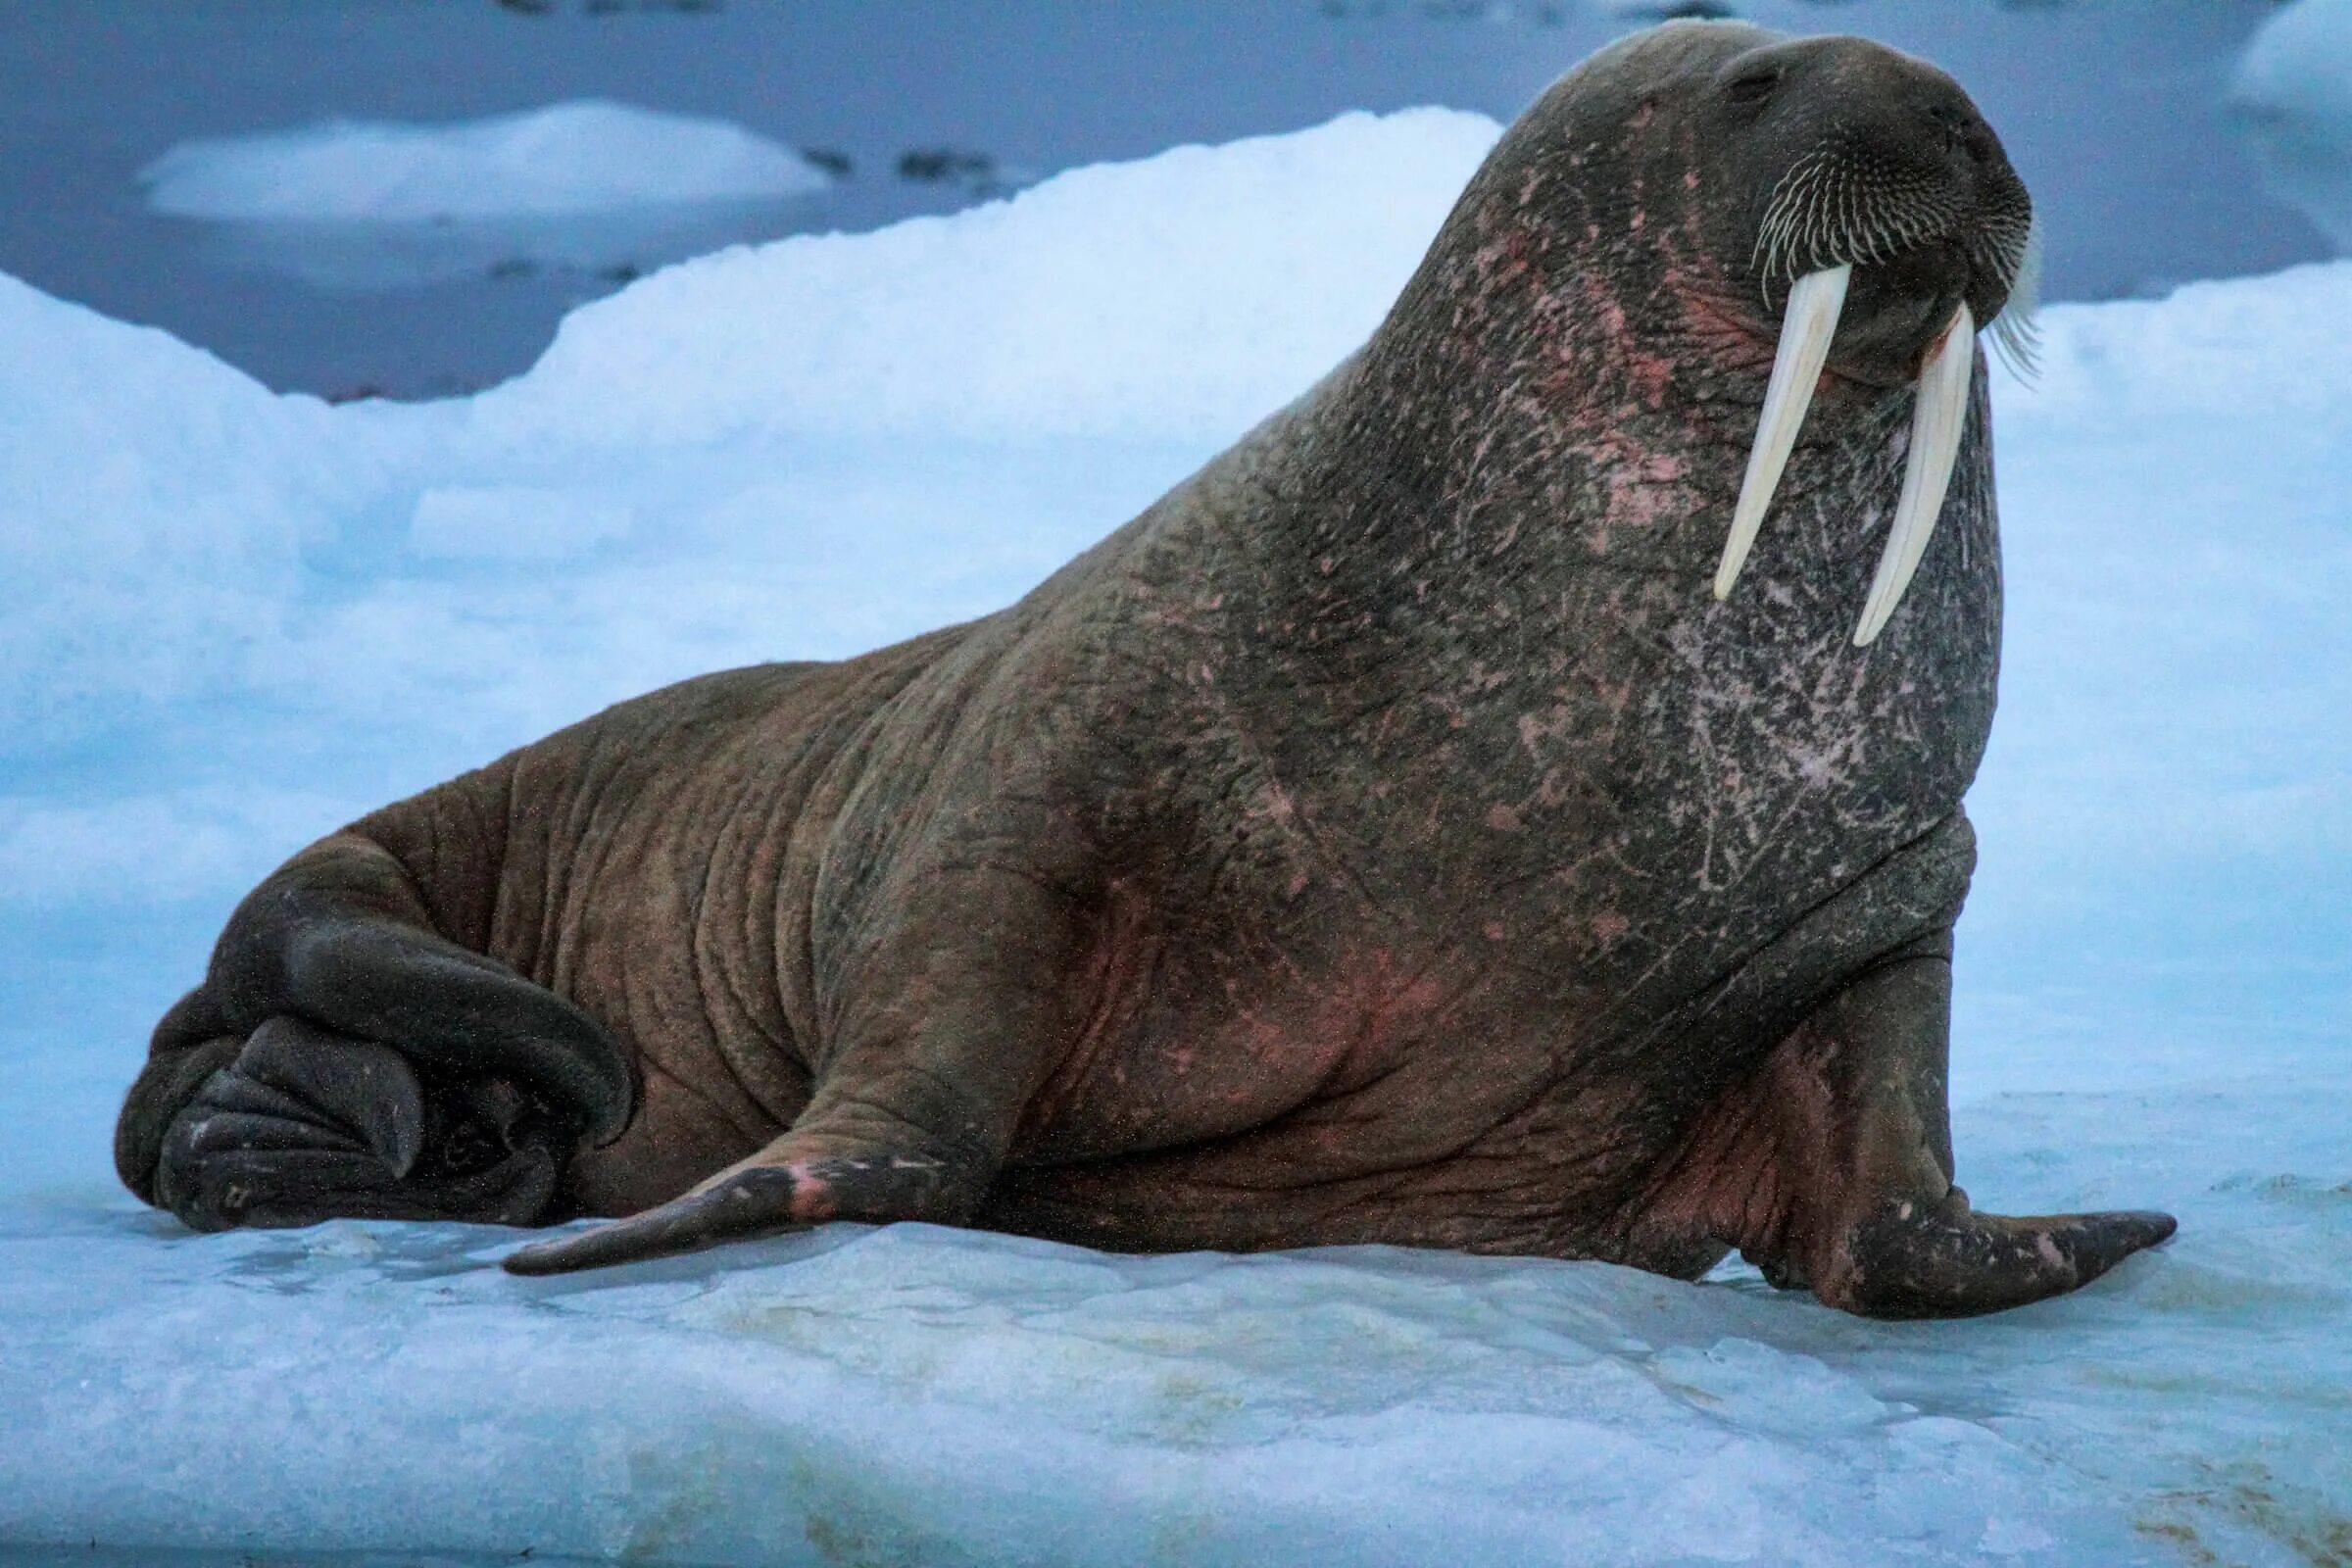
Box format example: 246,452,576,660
980,808,1980,1266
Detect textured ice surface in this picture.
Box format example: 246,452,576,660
1,111,2348,1565
2230,0,2352,254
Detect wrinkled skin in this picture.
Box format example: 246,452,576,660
118,22,2174,1318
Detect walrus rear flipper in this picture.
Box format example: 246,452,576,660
503,1042,1017,1274
148,1015,561,1230
117,831,635,1232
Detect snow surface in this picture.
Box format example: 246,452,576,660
2230,0,2352,255
2,110,2348,1565
139,101,834,291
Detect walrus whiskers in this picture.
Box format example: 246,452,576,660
1982,214,2043,380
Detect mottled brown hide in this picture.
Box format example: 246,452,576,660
119,21,2173,1316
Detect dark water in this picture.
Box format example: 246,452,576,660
0,0,2323,399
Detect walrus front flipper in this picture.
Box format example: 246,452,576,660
508,845,1091,1276
502,1148,974,1274
1652,933,2176,1319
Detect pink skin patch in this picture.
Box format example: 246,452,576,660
779,1167,834,1221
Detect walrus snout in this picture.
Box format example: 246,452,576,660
1733,42,2034,352
1825,240,1978,390
1706,33,2037,641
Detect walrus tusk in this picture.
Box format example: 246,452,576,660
1714,262,1851,601
1853,300,1975,647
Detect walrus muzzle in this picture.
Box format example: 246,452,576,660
1714,119,2039,646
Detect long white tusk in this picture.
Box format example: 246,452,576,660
1715,263,1852,601
1853,301,1976,648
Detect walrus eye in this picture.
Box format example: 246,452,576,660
1724,65,1783,108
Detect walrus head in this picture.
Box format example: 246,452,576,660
1353,21,2036,651
1671,28,2037,640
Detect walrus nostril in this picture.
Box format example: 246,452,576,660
1923,101,1992,165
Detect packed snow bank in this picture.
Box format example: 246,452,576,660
0,272,350,751
471,107,1503,447
142,101,831,221
2,109,2348,1565
2229,0,2352,254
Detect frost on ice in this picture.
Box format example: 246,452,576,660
1,107,2349,1566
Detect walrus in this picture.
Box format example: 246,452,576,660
115,21,2176,1318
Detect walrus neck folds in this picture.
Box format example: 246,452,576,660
1248,168,1909,672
